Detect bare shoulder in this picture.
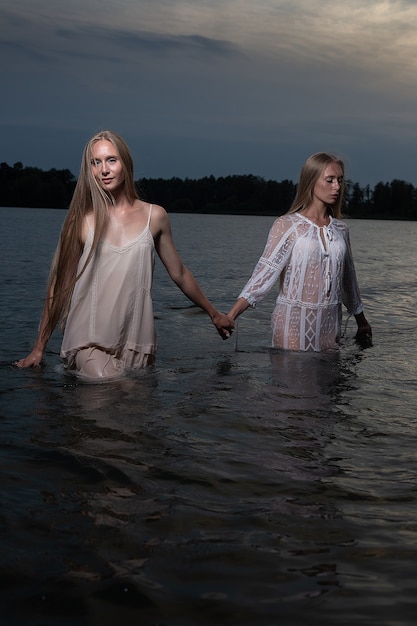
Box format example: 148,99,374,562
149,203,171,235
149,202,168,220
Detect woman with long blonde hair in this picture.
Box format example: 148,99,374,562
227,152,371,351
16,130,233,379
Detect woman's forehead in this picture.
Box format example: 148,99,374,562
91,139,118,156
322,162,343,177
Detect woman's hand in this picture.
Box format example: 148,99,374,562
211,311,235,340
354,313,372,348
14,347,44,368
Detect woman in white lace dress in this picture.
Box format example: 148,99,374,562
15,130,233,379
227,152,371,352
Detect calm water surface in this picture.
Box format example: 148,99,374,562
1,208,417,626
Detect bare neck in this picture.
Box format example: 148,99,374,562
300,203,330,227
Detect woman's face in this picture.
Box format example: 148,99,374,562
90,139,125,193
313,163,343,207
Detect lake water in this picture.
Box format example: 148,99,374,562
1,207,417,626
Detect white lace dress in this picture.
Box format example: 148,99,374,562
238,213,364,351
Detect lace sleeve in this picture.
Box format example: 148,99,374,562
341,227,363,315
238,216,296,306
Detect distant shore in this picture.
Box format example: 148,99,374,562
1,163,416,219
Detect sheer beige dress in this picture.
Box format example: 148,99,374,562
61,205,156,380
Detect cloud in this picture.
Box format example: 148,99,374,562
1,7,240,67
1,0,417,186
55,26,240,60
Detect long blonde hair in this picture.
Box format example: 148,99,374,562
41,130,140,340
287,152,345,219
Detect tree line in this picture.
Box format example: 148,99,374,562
1,161,417,219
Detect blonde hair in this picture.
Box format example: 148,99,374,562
287,152,345,219
41,130,140,341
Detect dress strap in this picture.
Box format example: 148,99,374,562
147,204,153,228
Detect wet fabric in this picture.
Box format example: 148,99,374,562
239,213,363,351
61,206,156,378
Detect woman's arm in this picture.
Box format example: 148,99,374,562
15,215,88,368
341,226,372,345
153,206,234,339
354,311,372,347
227,297,251,322
228,215,295,317
14,284,54,367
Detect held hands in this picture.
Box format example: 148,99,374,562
211,311,235,340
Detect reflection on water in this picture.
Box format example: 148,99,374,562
2,210,417,625
268,349,342,408
2,350,356,625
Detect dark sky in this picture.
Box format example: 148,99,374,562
2,0,417,186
